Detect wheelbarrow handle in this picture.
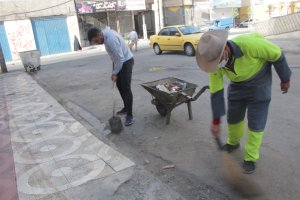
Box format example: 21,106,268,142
179,91,193,101
191,85,209,101
178,85,209,102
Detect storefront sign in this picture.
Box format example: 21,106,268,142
75,0,146,13
164,0,193,7
213,0,242,8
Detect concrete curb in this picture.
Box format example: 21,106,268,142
6,41,151,70
0,71,186,200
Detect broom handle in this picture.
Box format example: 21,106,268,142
215,136,223,150
112,62,116,117
113,81,116,117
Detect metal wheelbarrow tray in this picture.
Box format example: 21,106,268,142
141,77,209,124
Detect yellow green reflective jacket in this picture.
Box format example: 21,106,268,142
209,32,291,118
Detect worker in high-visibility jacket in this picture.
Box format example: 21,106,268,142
196,30,292,174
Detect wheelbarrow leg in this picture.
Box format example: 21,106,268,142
166,111,171,125
187,102,193,120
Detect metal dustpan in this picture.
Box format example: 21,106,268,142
109,82,123,134
109,116,122,133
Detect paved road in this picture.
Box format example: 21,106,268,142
28,32,300,200
3,31,300,199
0,68,185,200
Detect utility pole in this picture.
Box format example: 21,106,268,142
107,11,111,28
142,12,148,39
0,43,8,73
285,0,289,15
181,0,185,24
131,11,135,30
115,0,120,33
158,0,164,28
153,0,160,33
209,0,213,21
191,0,195,25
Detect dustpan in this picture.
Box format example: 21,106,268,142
109,82,123,133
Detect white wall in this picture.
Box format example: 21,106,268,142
211,8,233,20
0,0,76,21
67,16,81,51
4,20,36,60
4,15,81,61
253,12,300,36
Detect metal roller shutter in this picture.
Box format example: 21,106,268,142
0,22,12,61
32,17,71,56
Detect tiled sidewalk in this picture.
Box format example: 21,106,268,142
0,72,135,199
0,76,19,200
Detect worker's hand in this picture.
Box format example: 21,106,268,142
211,123,221,137
111,74,117,82
281,80,290,94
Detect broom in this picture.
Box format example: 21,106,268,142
109,81,123,133
215,136,264,197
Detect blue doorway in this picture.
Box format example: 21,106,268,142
32,17,71,56
0,22,12,61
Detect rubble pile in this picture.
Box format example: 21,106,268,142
156,81,187,94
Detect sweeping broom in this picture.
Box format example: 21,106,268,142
215,136,264,197
109,81,123,133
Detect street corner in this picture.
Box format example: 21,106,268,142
0,72,155,200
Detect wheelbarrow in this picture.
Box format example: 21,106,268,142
141,77,209,125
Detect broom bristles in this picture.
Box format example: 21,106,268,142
220,151,264,197
109,116,123,133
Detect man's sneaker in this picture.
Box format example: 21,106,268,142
243,161,256,174
117,108,127,115
222,143,240,153
125,115,134,126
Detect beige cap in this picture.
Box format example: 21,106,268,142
196,30,229,73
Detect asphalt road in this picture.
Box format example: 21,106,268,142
32,41,300,200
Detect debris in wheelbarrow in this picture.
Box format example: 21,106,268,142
156,81,187,94
141,77,209,125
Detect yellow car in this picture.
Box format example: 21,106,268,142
149,25,203,56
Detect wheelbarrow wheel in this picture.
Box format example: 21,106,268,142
156,104,167,117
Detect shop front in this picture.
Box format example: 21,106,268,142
75,0,154,46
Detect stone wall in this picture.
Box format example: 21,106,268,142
253,12,300,36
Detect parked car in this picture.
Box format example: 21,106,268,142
149,25,203,56
239,19,253,28
201,17,234,32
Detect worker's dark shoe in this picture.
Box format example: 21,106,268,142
222,143,240,153
117,108,127,115
125,115,134,126
243,161,256,174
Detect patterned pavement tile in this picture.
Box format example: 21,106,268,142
1,72,135,199
16,159,71,196
97,144,135,172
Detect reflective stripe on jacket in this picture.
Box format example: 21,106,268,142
209,32,292,118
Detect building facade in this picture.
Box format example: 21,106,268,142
0,0,80,62
0,0,155,62
251,0,300,21
1,0,299,62
75,0,156,46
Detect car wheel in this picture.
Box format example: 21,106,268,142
184,43,195,56
153,44,162,55
225,27,230,30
